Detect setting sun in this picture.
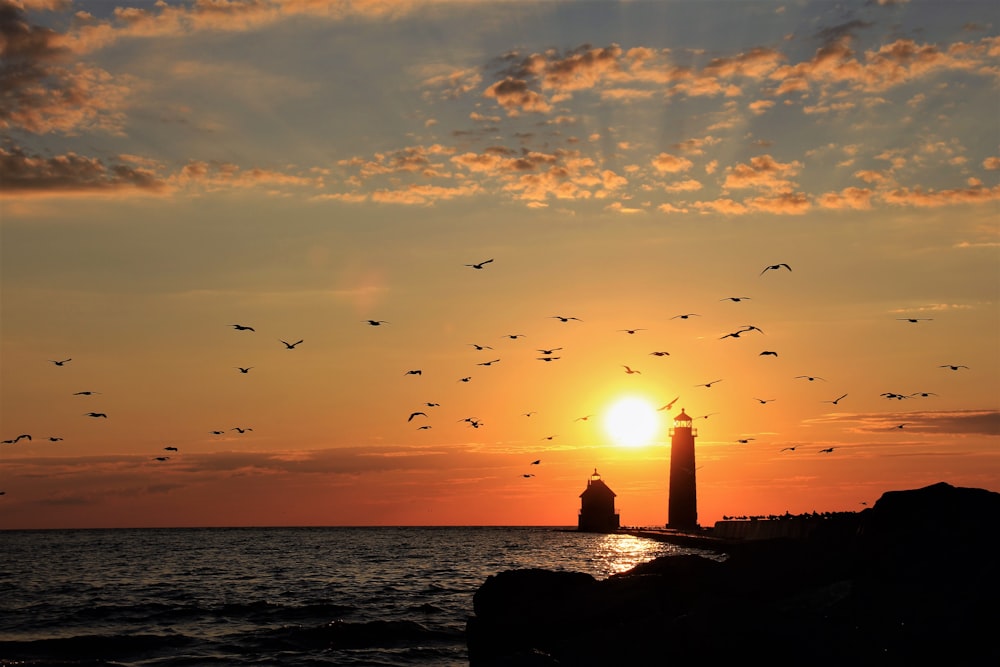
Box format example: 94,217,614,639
603,397,661,448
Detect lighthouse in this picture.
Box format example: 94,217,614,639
668,409,698,529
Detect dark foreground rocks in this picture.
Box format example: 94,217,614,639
467,482,1000,666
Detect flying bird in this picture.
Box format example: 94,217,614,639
84,412,107,418
753,398,775,404
736,438,755,444
898,317,932,323
795,375,826,382
819,447,835,453
458,376,472,382
469,344,493,350
503,334,526,340
12,434,31,443
153,456,170,461
237,367,253,374
671,313,700,320
280,339,303,349
523,412,537,417
522,474,535,478
909,392,938,398
622,365,641,375
720,297,751,302
477,359,501,366
551,316,582,322
417,425,432,430
537,347,563,355
537,356,561,362
650,351,670,357
780,446,797,452
73,391,101,395
696,379,723,388
211,430,226,435
759,351,778,357
530,459,541,465
407,411,428,422
760,263,792,275
619,328,645,335
940,364,968,371
465,258,494,269
231,324,255,331
232,427,253,433
364,320,389,326
823,393,848,405
405,369,423,375
424,402,440,407
164,446,178,451
658,397,680,411
47,437,63,442
50,358,72,366
575,415,594,422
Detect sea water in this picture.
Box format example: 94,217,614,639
0,527,715,666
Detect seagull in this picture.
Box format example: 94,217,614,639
753,398,775,404
541,435,557,441
523,412,537,417
477,359,501,366
623,365,641,375
47,437,63,442
759,351,778,357
819,447,835,453
537,347,563,355
522,474,535,478
73,391,101,395
50,358,72,366
575,415,594,422
465,258,494,269
417,425,432,430
503,334,526,340
909,392,938,398
898,318,932,323
650,351,670,357
232,427,253,433
405,369,423,375
795,375,826,382
780,446,797,452
760,263,792,275
740,325,765,334
895,423,909,429
231,324,255,331
720,297,751,302
619,328,645,335
407,411,428,422
736,438,755,444
364,320,389,326
458,376,472,382
696,379,723,388
84,412,107,418
280,339,303,349
658,397,680,411
551,316,582,322
823,393,848,405
530,459,541,465
940,364,968,371
237,367,253,374
12,434,31,442
164,446,178,452
469,344,493,350
537,356,561,362
425,402,440,407
671,313,700,320
211,430,225,435
153,456,170,461
695,413,719,420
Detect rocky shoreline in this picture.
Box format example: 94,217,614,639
466,482,999,666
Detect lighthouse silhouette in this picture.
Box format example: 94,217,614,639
668,408,698,529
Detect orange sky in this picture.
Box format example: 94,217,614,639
1,0,998,529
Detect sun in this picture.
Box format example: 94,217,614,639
603,396,660,448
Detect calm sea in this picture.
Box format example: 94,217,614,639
0,527,714,666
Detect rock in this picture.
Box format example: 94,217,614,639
466,482,1000,666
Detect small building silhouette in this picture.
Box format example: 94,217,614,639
578,469,620,532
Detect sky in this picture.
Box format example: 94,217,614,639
1,0,998,530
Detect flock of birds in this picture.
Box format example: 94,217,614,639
0,256,978,499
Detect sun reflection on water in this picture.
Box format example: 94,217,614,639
591,533,689,576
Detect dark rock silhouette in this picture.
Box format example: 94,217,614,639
466,482,1000,666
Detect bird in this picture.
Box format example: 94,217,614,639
649,351,670,357
465,258,494,269
895,423,909,429
940,364,968,371
408,411,428,422
736,438,755,444
237,367,253,374
695,413,719,420
503,334,526,340
523,412,537,417
575,415,594,422
759,351,778,357
720,331,746,340
73,391,101,395
425,402,440,407
47,437,63,442
819,447,835,453
164,446,178,451
753,397,775,404
537,347,563,355
231,324,255,331
477,359,501,366
909,392,938,398
740,325,765,334
232,427,252,433
541,435,557,441
458,376,472,382
795,375,826,382
522,474,535,478
417,425,432,430
537,356,561,362
658,397,680,411
780,446,797,452
405,370,422,375
85,412,107,418
695,379,723,388
760,263,792,275
50,358,72,366
898,317,932,323
671,313,700,319
280,339,303,349
211,430,225,435
469,344,493,350
530,459,541,465
720,297,751,302
619,328,645,334
551,316,582,322
880,392,908,400
823,393,848,405
364,320,389,326
11,434,31,443
623,365,641,375
153,456,170,461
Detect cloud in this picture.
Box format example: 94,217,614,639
818,186,874,210
651,152,693,173
880,184,1000,208
483,77,552,115
722,154,803,193
0,145,166,194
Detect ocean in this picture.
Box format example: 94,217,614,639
0,527,715,666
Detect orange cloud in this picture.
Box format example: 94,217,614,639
818,187,875,210
483,77,552,115
723,155,802,193
651,152,693,173
0,146,166,195
881,184,1000,208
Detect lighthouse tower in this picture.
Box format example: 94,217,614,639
668,409,698,529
